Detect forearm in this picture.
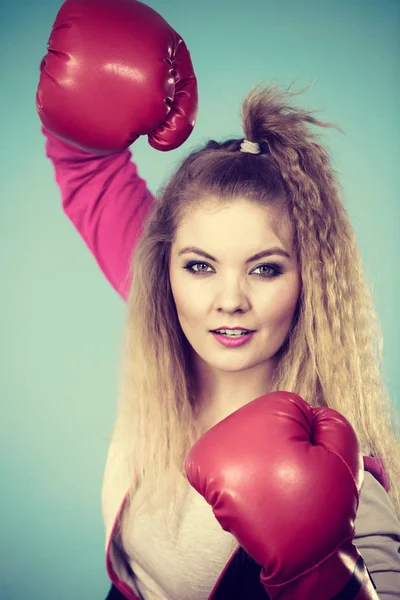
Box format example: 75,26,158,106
43,127,155,300
260,540,378,600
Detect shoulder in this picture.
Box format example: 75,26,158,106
355,471,400,538
354,472,400,598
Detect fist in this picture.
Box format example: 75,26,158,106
36,0,198,154
185,391,364,596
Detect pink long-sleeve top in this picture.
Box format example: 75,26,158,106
43,126,155,302
43,128,400,600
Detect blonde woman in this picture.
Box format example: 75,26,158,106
38,1,400,598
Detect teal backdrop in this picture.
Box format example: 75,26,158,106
1,1,399,598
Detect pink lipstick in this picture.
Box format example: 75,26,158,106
211,331,255,347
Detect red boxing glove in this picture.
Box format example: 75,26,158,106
36,0,198,154
185,392,378,599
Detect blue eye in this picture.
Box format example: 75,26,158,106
182,261,283,278
252,264,283,278
183,261,213,274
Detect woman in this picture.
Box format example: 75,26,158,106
39,2,400,598
43,85,400,599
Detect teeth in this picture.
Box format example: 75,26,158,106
215,329,249,337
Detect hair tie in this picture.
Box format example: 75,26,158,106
240,139,261,155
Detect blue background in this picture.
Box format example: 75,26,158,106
1,0,399,598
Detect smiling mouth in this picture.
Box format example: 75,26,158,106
211,330,255,337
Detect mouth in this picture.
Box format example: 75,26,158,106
210,329,256,347
210,328,256,338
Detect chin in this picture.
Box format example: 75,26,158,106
207,356,262,373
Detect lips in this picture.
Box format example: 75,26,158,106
211,330,256,347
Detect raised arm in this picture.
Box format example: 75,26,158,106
37,0,198,301
43,127,154,301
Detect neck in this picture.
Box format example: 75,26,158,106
193,355,277,433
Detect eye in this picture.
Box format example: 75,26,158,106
182,261,283,278
183,261,214,275
251,264,283,278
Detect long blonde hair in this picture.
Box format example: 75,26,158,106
113,84,400,530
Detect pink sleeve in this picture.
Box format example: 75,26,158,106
363,456,391,492
42,127,156,301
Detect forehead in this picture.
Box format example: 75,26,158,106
174,197,293,251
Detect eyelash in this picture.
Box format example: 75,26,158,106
182,261,284,279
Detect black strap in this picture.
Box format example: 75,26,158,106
104,585,128,600
213,549,377,600
331,555,376,599
211,547,269,599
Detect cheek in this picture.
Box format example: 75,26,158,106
259,276,300,326
170,271,207,324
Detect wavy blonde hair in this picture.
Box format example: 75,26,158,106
113,84,400,533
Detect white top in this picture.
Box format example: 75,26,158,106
121,478,238,599
117,471,400,600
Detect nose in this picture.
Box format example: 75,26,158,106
214,276,251,314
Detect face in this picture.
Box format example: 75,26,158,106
169,197,301,377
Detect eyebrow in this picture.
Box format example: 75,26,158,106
177,246,291,263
